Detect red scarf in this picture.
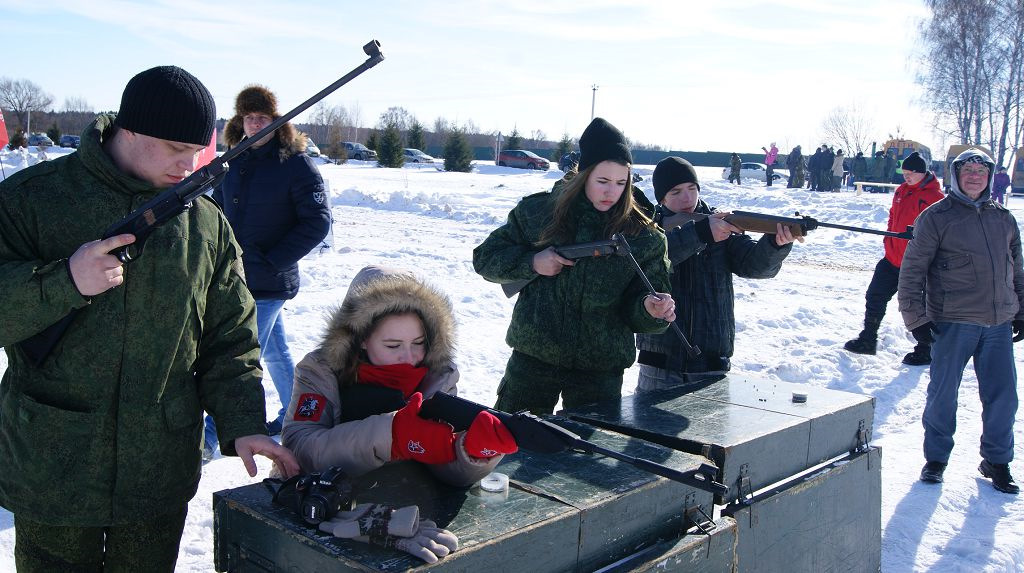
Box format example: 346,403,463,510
357,362,428,398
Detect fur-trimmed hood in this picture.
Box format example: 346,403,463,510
319,266,456,377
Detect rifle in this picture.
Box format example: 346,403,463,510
500,238,622,297
419,392,728,496
610,233,701,358
18,40,386,366
658,210,914,240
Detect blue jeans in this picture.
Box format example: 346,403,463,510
923,321,1018,464
204,299,296,449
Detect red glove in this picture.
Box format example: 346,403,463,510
391,393,456,464
463,411,518,458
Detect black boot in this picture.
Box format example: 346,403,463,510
844,337,877,355
844,317,880,355
902,343,931,366
920,461,947,483
979,460,1020,494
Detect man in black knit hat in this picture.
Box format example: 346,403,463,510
635,156,800,390
0,66,299,571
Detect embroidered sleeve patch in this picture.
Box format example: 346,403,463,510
294,393,327,422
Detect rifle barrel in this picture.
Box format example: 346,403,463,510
811,219,912,239
577,439,728,495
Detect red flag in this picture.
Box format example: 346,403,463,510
0,109,9,149
194,128,218,170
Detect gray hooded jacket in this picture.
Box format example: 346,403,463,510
898,149,1024,329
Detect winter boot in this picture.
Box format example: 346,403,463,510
902,343,932,366
844,317,880,355
979,460,1020,494
919,461,947,483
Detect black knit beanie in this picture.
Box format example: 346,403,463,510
578,117,632,172
901,151,927,174
115,66,215,146
653,156,700,203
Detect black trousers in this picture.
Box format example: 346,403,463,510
864,257,900,322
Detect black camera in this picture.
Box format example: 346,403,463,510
270,466,354,525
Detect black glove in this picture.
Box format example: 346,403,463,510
911,322,935,344
1013,320,1024,343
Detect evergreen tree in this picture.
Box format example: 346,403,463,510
443,128,473,173
46,122,61,143
365,131,380,152
505,127,522,150
407,120,425,151
553,133,574,161
377,119,404,168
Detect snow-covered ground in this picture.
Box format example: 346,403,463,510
1,146,1022,571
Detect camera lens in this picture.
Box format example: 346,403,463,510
302,496,328,525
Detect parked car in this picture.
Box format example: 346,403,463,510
497,149,550,170
305,138,321,157
59,134,80,148
27,133,54,148
403,148,435,163
721,162,784,182
343,141,378,161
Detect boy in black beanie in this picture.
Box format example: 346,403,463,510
0,65,300,572
635,157,800,390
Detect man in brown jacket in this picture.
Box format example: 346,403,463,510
898,148,1024,494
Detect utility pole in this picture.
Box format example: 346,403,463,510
591,84,599,120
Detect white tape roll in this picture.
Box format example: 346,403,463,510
480,472,509,492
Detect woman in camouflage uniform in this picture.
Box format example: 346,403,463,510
473,118,674,415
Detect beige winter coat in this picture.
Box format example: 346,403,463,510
281,266,500,486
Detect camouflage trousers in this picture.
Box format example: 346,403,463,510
494,350,624,415
14,505,188,573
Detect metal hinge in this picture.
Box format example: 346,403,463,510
737,463,754,505
684,492,716,536
851,419,871,454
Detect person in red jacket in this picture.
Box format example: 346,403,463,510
845,151,945,364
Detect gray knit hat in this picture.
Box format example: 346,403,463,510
115,66,216,145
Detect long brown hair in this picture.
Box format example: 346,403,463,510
537,161,654,246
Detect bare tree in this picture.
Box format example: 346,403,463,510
376,106,412,133
0,77,54,133
306,102,352,158
62,96,92,113
819,103,876,154
915,0,1024,166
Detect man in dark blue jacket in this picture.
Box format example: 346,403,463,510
206,85,331,456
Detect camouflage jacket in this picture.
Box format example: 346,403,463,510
473,184,670,372
0,115,267,525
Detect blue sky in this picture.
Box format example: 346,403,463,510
1,0,936,154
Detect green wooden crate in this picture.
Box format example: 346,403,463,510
214,417,716,572
722,447,882,573
565,375,874,505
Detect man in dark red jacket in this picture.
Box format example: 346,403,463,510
845,152,944,364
